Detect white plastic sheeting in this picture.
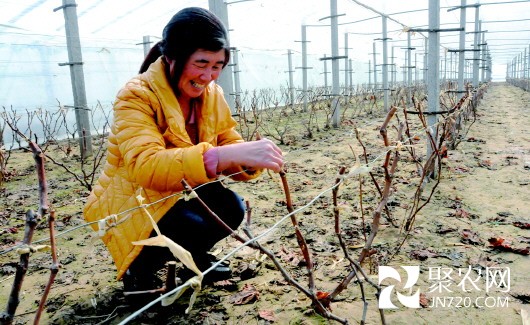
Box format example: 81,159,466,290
1,0,528,111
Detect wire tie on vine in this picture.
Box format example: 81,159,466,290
98,219,106,237
183,190,198,201
97,214,119,237
16,244,51,255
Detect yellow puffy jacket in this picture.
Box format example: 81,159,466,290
83,57,260,279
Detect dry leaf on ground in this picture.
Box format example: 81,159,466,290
258,309,276,322
513,221,530,229
461,229,482,245
410,249,439,261
228,283,259,305
419,293,430,308
488,237,530,255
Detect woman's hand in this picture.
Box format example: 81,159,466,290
217,138,284,173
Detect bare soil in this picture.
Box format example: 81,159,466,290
0,82,529,325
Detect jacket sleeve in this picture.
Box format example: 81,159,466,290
219,131,263,181
212,87,263,181
113,82,213,192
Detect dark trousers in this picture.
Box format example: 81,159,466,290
127,182,245,275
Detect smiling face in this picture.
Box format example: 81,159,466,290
168,49,226,103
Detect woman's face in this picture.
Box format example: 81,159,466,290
169,49,226,102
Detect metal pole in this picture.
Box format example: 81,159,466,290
209,0,236,113
372,42,378,91
391,46,395,88
517,53,523,79
453,51,456,84
231,47,241,110
513,57,515,80
427,0,440,177
331,0,341,127
519,52,524,79
511,59,513,80
525,45,530,79
382,16,389,111
517,55,520,79
142,35,152,57
344,33,349,94
479,20,486,82
448,51,453,88
521,51,524,80
443,49,447,86
323,54,329,90
521,52,524,79
523,48,528,79
472,4,480,87
368,60,372,90
487,48,491,82
287,49,295,106
515,56,518,79
516,54,519,80
407,35,413,86
402,55,406,87
512,56,518,79
450,51,454,84
415,52,419,85
528,45,530,79
458,0,466,93
523,47,527,79
469,59,473,83
512,57,515,80
424,38,428,83
301,25,309,112
525,45,530,91
349,59,353,89
56,0,92,158
520,53,523,79
402,54,405,85
509,59,511,80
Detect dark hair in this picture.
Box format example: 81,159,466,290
139,7,230,77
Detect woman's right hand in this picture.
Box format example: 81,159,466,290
216,138,284,173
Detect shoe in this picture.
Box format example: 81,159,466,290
122,269,163,308
178,253,232,284
202,253,230,269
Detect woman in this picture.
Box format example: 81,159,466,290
83,7,283,296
